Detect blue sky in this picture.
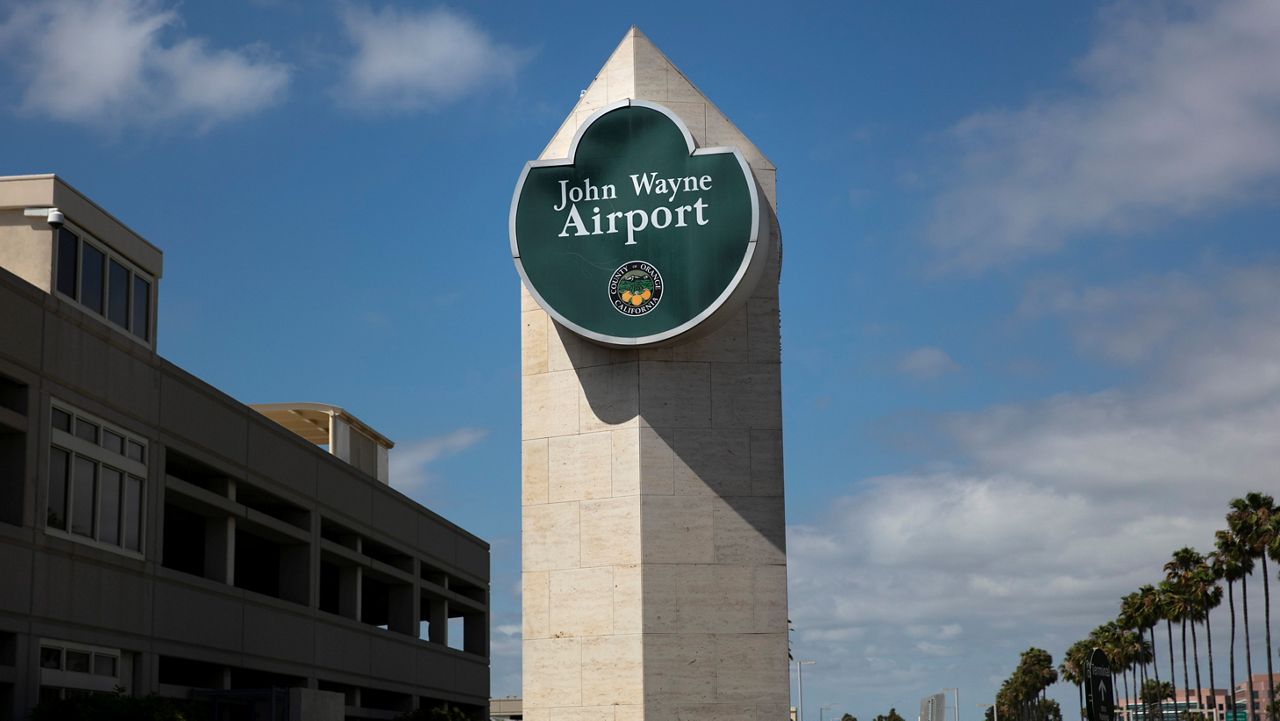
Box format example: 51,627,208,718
4,1,1280,718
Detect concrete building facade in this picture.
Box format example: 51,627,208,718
520,29,789,721
0,174,490,720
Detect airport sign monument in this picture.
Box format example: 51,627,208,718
515,28,789,721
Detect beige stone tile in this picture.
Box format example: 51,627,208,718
663,101,707,145
746,298,780,365
671,308,748,363
750,233,782,301
641,495,715,564
666,704,756,721
524,637,582,706
640,564,679,632
579,362,640,432
523,310,550,376
611,428,640,497
753,564,789,633
643,633,716,703
523,370,580,440
541,119,576,161
639,362,711,429
674,428,751,496
550,323,613,371
749,429,784,496
521,283,540,312
549,432,612,503
755,705,791,721
666,70,704,103
639,426,676,495
712,497,786,565
551,708,615,721
606,44,635,103
580,76,608,111
582,634,644,706
580,497,641,567
523,570,550,640
612,705,644,721
675,565,754,634
523,439,549,505
550,567,614,637
521,708,551,721
754,168,778,211
714,632,788,703
523,502,580,572
633,51,668,101
637,345,674,361
709,363,781,430
612,564,643,635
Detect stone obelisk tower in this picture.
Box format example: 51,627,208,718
520,28,787,721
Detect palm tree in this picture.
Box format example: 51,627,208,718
1157,582,1178,715
1228,493,1277,719
1193,555,1223,720
1212,533,1251,721
1137,584,1166,721
1062,640,1091,721
1162,555,1197,711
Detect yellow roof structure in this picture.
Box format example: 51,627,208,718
249,402,394,449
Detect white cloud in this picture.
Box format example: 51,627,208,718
337,5,526,111
388,427,487,491
927,0,1280,269
898,346,960,379
789,263,1280,711
0,0,289,131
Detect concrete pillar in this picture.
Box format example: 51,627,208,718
521,27,788,721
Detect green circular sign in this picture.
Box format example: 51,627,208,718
511,100,763,347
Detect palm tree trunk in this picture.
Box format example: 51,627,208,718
1261,555,1274,721
1182,619,1191,709
1191,621,1204,715
1123,668,1131,721
1228,581,1237,721
1167,619,1178,712
1206,608,1217,721
1079,682,1084,721
1243,574,1255,721
1152,626,1164,721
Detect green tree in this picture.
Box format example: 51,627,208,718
394,704,475,721
841,714,858,721
872,708,907,721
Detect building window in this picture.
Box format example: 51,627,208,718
53,227,153,343
47,401,146,555
38,640,127,700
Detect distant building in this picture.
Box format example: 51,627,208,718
0,175,490,720
921,692,946,721
1116,674,1280,721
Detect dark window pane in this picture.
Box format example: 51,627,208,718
93,654,117,677
75,418,97,443
71,456,96,538
132,276,150,341
107,260,129,328
80,243,104,314
99,467,121,545
124,475,143,551
48,446,69,530
51,407,72,432
56,230,78,298
127,440,145,463
64,650,90,673
40,647,61,670
102,429,124,455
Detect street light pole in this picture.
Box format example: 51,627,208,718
979,702,998,721
797,660,816,721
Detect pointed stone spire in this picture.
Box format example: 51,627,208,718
540,28,776,209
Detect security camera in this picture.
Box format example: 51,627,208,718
46,209,65,230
